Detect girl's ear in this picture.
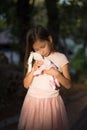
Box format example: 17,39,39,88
48,36,53,43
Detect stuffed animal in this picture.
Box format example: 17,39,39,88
28,52,60,89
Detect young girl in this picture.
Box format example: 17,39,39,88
18,25,72,130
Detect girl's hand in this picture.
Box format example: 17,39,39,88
43,68,59,78
32,60,44,71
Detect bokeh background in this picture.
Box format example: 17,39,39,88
0,0,87,130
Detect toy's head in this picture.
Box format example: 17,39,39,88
28,52,43,72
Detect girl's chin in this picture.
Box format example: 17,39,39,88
44,52,51,57
44,54,49,57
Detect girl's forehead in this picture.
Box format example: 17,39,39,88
33,40,46,49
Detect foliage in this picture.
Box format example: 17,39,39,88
0,0,87,63
58,0,87,36
0,0,87,37
70,48,87,74
31,1,48,26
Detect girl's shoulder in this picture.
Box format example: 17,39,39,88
49,52,68,60
47,52,69,69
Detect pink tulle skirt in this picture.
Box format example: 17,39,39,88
18,94,69,130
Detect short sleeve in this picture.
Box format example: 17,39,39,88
59,54,69,67
47,52,69,72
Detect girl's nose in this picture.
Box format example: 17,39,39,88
39,49,44,56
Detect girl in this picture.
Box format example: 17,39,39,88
18,25,72,130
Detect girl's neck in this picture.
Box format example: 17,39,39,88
49,51,56,55
46,51,56,57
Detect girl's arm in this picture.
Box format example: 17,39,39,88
23,60,43,89
43,63,72,89
23,70,34,89
56,64,72,89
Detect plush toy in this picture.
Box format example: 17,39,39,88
28,52,60,89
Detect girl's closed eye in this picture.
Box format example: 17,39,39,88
33,42,46,52
41,44,45,49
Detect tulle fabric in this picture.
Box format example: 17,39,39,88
18,95,69,130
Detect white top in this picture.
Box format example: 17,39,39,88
28,52,69,98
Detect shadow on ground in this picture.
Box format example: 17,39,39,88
71,106,87,130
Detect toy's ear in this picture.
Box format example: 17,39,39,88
28,52,34,64
27,52,35,73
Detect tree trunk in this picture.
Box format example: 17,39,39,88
16,0,35,63
45,0,60,45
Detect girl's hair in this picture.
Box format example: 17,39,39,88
24,25,55,74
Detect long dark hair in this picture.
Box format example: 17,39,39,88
24,25,55,74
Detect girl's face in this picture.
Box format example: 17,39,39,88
33,40,51,57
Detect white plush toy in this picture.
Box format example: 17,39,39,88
28,52,60,89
